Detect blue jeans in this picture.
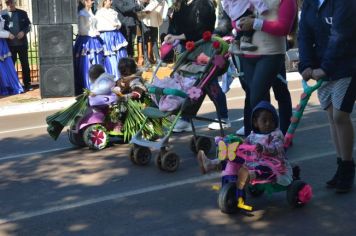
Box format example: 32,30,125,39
242,54,291,135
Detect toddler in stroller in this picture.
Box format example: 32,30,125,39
129,31,231,172
197,101,312,213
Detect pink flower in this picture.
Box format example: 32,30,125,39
202,31,212,41
188,86,202,100
298,184,313,204
185,41,195,52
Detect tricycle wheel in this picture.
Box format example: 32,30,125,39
247,184,265,197
83,124,109,150
286,180,312,207
133,146,152,166
67,116,86,147
218,182,238,214
161,151,180,172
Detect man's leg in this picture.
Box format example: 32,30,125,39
18,45,31,89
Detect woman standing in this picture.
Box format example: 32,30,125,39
0,5,23,95
96,0,128,80
164,0,231,132
73,0,105,95
238,0,296,136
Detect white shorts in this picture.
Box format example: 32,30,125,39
317,77,356,113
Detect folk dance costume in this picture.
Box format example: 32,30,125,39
96,7,128,81
0,15,23,95
73,8,105,95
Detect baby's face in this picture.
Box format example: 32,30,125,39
253,110,276,134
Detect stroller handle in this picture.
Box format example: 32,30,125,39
148,86,187,98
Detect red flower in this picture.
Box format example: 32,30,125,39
185,41,195,52
202,31,212,41
212,41,220,49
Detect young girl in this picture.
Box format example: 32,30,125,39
197,101,293,210
95,0,128,80
0,11,23,95
222,0,268,53
73,0,105,95
112,57,147,101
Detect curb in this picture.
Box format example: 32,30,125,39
0,97,76,117
0,72,302,117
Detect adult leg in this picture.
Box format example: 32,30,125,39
125,26,136,58
18,45,31,89
272,64,292,135
242,55,284,135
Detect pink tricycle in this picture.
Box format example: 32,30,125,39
218,140,312,214
67,93,123,150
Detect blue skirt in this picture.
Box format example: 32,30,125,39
73,35,105,95
0,39,24,95
100,30,128,80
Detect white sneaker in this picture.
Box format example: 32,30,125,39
235,126,245,136
208,118,231,130
173,119,192,132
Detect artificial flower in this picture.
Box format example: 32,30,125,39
185,41,195,52
187,86,202,100
212,41,220,49
202,31,212,41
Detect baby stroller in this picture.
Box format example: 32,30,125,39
129,32,230,172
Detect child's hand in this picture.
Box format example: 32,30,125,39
89,92,96,96
255,143,263,153
111,87,122,96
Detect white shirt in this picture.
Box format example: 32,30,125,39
78,9,99,37
95,8,121,32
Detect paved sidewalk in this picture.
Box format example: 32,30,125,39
0,72,302,117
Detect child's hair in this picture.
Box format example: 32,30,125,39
88,64,105,82
118,57,137,77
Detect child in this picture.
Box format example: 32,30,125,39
222,0,269,53
112,57,147,101
197,101,293,210
88,64,117,96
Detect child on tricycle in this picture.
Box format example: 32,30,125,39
197,101,312,213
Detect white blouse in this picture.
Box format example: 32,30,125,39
95,8,121,32
78,9,99,37
0,15,10,39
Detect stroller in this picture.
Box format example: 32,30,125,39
129,32,231,172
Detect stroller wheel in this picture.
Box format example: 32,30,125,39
133,146,152,166
83,124,109,150
218,182,238,214
247,184,265,197
161,151,180,172
286,180,312,207
155,150,167,170
129,145,136,164
190,136,212,154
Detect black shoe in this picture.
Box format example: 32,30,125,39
335,160,355,193
24,85,34,92
326,157,342,188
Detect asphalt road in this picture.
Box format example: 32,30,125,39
0,78,356,236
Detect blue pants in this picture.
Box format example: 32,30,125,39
241,54,291,135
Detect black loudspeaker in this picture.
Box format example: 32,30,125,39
40,57,75,98
38,25,75,98
38,24,73,58
32,0,77,25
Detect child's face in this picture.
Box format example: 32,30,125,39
253,110,276,134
